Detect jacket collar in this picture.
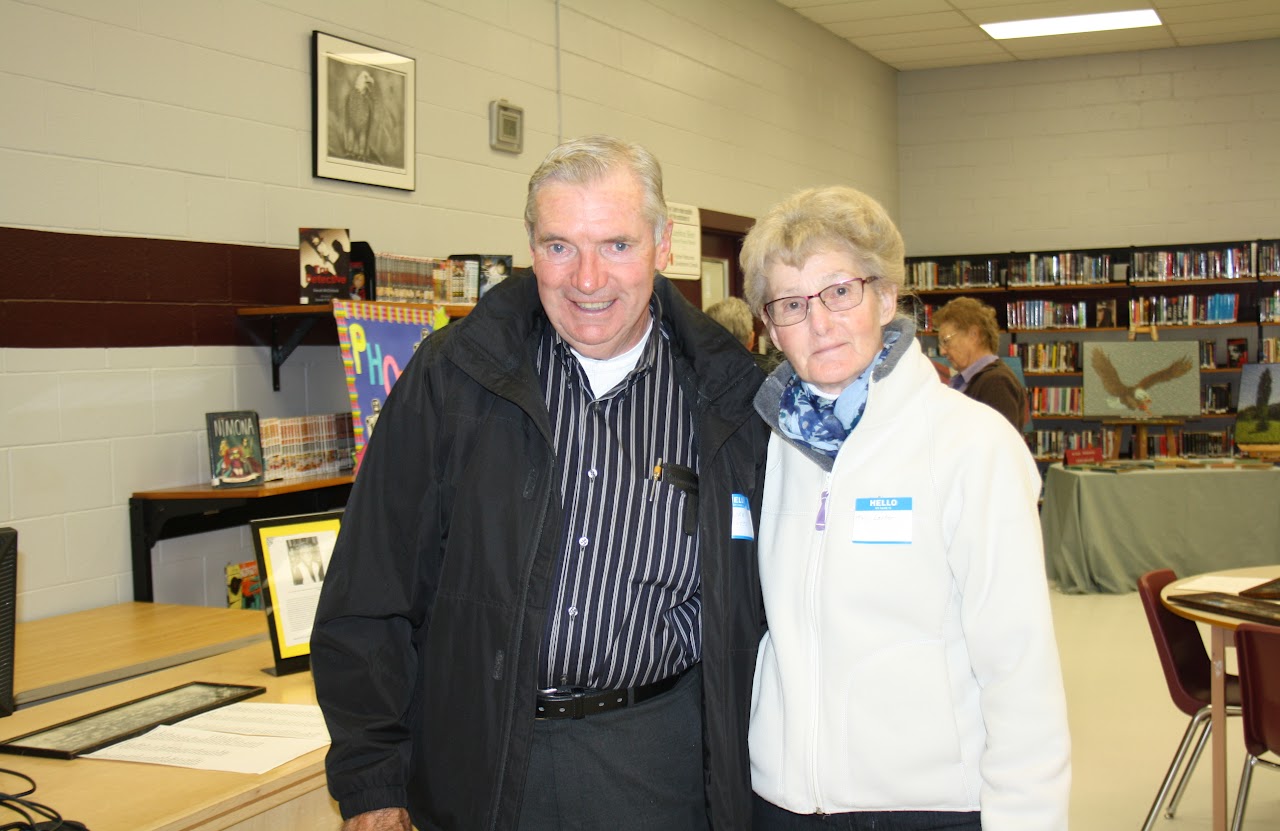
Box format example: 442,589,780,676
754,317,917,472
440,269,761,429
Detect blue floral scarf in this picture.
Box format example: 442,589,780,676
777,331,898,459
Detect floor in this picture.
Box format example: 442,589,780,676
1053,588,1280,830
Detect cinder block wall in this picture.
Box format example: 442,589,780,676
899,39,1280,255
0,0,897,619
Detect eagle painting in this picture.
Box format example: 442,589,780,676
1090,349,1194,413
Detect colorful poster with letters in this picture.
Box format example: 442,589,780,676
332,300,447,471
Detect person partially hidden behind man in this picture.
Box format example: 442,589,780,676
706,295,783,373
934,295,1028,430
310,135,769,831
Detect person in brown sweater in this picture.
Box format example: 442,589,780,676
934,296,1027,431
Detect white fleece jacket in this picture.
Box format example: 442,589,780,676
749,323,1071,830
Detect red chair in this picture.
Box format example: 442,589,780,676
1138,569,1242,831
1229,622,1280,830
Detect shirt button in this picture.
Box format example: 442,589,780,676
568,606,578,617
587,469,597,480
578,536,588,547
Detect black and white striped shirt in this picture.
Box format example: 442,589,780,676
535,304,700,690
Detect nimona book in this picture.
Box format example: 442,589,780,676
206,411,265,488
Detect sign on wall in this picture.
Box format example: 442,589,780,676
665,202,702,279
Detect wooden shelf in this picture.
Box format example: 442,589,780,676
236,302,471,390
129,474,355,602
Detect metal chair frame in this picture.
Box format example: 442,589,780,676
1229,622,1280,831
1138,569,1242,831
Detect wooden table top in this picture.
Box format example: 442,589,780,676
15,602,268,706
0,641,331,831
1161,565,1280,630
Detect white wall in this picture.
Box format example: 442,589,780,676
0,0,899,619
899,39,1280,256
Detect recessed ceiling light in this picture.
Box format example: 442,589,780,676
981,9,1162,40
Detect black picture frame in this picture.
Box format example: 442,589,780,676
250,510,344,676
0,682,265,759
312,31,416,191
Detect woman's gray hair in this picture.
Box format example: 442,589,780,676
934,296,1001,352
740,186,907,317
525,135,668,246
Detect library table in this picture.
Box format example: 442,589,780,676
14,602,267,707
1041,463,1280,593
1162,565,1280,831
0,640,338,831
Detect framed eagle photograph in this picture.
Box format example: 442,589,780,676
1082,341,1201,419
312,32,416,190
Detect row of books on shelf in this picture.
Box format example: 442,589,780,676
1027,383,1238,418
375,252,512,305
1006,300,1089,330
1029,386,1083,417
1131,246,1252,282
1262,290,1280,323
1028,428,1117,460
905,240,1280,290
1033,427,1237,462
205,410,355,488
1128,293,1239,326
1011,338,1242,373
297,226,513,307
1144,427,1237,458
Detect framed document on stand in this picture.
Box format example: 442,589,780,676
250,510,344,676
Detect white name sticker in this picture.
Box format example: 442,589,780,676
730,493,754,540
852,497,912,545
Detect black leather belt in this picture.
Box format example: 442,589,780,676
534,668,687,720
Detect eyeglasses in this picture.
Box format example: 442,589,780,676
938,332,958,348
763,278,877,327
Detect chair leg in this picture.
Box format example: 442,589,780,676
1229,755,1257,831
1166,715,1212,817
1143,708,1212,831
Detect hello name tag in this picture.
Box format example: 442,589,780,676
730,493,754,540
851,497,912,545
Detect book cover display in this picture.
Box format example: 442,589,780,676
226,560,263,610
299,228,351,304
332,299,447,470
450,253,512,299
206,411,265,487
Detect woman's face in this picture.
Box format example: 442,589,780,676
763,248,897,396
937,324,984,372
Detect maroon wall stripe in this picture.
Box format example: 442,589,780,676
0,227,306,348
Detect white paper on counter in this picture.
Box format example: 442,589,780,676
178,702,329,740
84,723,327,774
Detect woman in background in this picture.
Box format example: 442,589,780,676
933,295,1027,430
741,186,1070,831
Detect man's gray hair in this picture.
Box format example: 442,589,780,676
525,134,668,246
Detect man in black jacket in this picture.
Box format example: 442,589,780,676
312,135,768,831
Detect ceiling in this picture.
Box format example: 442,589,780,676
777,0,1280,71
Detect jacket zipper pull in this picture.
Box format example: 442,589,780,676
815,489,829,531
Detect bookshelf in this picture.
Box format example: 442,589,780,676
909,239,1278,462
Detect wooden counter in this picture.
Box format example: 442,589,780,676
0,641,340,831
15,602,267,707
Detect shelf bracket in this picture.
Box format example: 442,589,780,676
269,315,318,391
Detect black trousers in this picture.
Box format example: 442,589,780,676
753,794,982,831
517,665,709,831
